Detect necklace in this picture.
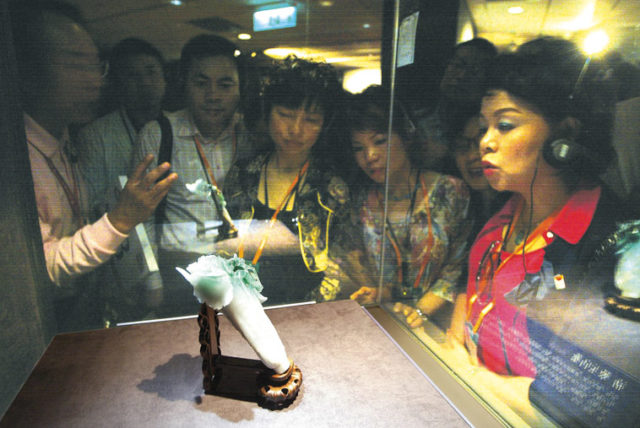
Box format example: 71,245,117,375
388,169,414,201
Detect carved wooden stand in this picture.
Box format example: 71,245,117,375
197,303,302,409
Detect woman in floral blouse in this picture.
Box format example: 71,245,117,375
223,56,350,305
348,85,471,328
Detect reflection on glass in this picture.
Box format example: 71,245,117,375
383,26,640,427
8,0,640,425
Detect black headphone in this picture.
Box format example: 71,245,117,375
542,137,598,170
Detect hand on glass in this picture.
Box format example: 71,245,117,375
392,302,428,328
108,154,178,234
350,286,377,305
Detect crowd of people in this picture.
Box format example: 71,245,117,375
9,0,640,424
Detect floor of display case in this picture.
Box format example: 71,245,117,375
1,300,470,427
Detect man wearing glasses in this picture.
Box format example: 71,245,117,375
10,1,176,331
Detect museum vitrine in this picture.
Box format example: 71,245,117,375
2,0,639,426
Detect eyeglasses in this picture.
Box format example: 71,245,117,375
475,240,501,298
466,239,501,335
51,60,109,78
446,58,485,76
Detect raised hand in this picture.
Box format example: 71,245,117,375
108,154,178,234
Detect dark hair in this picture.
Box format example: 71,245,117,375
9,0,85,103
109,38,164,79
485,36,616,187
260,55,343,158
455,37,498,58
262,56,341,119
179,34,245,92
344,84,420,165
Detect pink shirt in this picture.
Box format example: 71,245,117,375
25,114,127,287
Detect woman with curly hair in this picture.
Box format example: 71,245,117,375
223,56,350,305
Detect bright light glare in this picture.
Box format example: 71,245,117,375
508,6,524,14
170,0,182,5
343,69,381,94
583,30,609,55
237,33,252,40
264,48,307,59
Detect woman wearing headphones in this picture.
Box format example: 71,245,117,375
348,85,471,328
447,37,637,425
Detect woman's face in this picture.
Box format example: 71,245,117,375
453,116,490,192
351,130,411,185
269,104,324,159
479,90,554,194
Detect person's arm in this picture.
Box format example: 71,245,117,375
42,154,176,285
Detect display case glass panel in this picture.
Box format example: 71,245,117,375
7,0,640,426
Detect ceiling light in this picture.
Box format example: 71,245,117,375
234,49,242,57
363,23,370,29
508,6,524,15
320,1,334,6
583,30,609,55
169,0,183,5
237,33,252,40
264,48,307,59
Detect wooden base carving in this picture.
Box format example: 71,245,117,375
605,295,640,321
197,303,302,409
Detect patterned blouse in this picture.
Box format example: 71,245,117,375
223,152,351,302
359,171,471,303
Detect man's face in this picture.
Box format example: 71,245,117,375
42,13,104,126
117,54,166,115
439,45,492,104
184,55,240,137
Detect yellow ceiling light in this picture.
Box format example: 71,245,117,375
560,2,595,32
583,30,609,55
237,33,252,40
263,47,309,59
508,6,524,15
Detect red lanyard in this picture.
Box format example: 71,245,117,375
238,160,310,265
193,128,237,188
376,171,434,290
28,140,84,227
467,198,562,334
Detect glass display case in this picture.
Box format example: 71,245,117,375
2,0,639,425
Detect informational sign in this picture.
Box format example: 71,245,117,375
253,5,297,32
529,319,640,427
397,11,419,68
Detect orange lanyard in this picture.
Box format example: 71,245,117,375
193,128,237,188
467,199,562,333
238,160,309,265
29,140,84,227
378,172,434,290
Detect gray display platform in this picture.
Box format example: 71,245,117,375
1,300,467,427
